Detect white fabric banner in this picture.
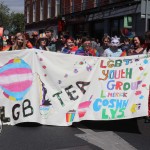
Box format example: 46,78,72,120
0,49,149,126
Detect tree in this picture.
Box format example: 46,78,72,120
9,13,25,34
0,2,10,28
0,1,25,34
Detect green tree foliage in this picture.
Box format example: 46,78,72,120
10,13,25,34
0,1,24,34
0,2,10,28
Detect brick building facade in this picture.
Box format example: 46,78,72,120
24,0,149,39
25,0,61,36
61,0,147,39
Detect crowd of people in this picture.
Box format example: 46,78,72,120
0,26,150,57
0,26,150,121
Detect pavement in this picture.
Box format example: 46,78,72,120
0,118,150,150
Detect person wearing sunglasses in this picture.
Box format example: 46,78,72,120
12,33,27,50
36,37,49,51
75,37,98,56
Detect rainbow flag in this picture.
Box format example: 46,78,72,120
120,50,127,57
2,37,11,51
2,45,11,51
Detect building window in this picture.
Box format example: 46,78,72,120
94,0,100,7
27,5,30,23
40,0,44,20
47,0,52,18
55,0,60,17
70,0,74,13
82,0,87,10
33,1,36,22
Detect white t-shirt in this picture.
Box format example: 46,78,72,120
103,48,122,57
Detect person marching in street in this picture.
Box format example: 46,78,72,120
24,33,33,49
44,26,58,52
29,31,39,48
120,36,134,56
57,33,70,52
36,37,49,51
98,34,111,56
75,37,98,56
103,36,122,57
61,38,78,54
128,36,145,55
11,33,27,50
91,38,98,50
6,35,15,46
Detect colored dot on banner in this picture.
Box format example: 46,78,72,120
42,66,46,69
136,77,140,80
139,95,144,99
139,66,143,70
58,80,62,84
86,65,92,72
40,58,43,61
135,91,141,95
144,72,148,76
44,74,47,77
79,61,84,65
143,59,148,64
142,84,146,87
74,69,78,73
135,59,139,62
64,74,68,78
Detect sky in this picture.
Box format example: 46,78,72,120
2,0,24,13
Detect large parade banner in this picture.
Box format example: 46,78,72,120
0,49,149,126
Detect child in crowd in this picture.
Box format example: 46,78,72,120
61,38,78,54
120,36,133,56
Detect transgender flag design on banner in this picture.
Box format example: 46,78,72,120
0,58,33,101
